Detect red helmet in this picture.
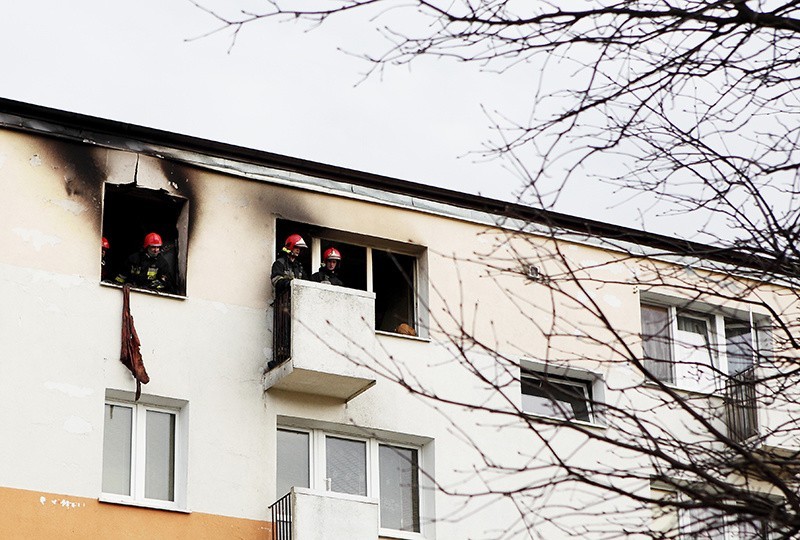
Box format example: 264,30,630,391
323,247,342,261
102,237,110,250
143,232,163,248
284,234,307,250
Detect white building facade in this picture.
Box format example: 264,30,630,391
0,99,797,539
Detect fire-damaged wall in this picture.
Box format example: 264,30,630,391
0,128,276,534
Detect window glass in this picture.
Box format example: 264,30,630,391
737,519,767,540
684,507,727,539
102,404,132,496
677,315,709,338
675,314,715,391
521,373,592,422
145,410,176,501
641,304,674,382
726,319,754,375
277,429,310,497
379,445,420,532
325,436,367,496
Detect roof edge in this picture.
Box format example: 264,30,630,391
0,96,789,276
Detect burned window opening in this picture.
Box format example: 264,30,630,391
320,241,368,291
102,183,188,296
373,249,415,334
276,219,422,336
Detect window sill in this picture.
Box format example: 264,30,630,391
379,528,425,540
98,494,190,513
641,380,724,400
376,330,431,343
100,280,186,300
523,412,607,431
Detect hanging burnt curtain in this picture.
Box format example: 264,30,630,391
120,284,150,400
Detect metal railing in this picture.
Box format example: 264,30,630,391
270,284,292,370
726,365,759,442
270,491,292,540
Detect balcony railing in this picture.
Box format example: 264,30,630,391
270,283,292,370
270,491,292,540
268,488,379,540
726,365,758,442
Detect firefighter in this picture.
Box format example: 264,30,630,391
115,232,174,293
101,236,111,281
311,247,344,286
271,233,308,289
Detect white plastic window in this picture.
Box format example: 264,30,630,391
640,302,769,392
276,427,423,535
101,400,181,509
521,372,593,422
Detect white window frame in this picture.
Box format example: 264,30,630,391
521,372,593,423
100,395,188,512
276,427,426,539
640,298,770,393
519,359,605,426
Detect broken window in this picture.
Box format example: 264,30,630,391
276,219,424,336
101,183,188,295
372,249,416,333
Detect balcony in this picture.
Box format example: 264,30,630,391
725,366,800,473
725,365,758,443
263,280,378,401
270,488,379,540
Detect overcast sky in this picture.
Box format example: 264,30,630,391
0,1,683,235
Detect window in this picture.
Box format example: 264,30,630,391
101,397,185,510
276,219,424,335
521,370,594,423
326,436,368,496
372,249,417,333
101,183,189,295
276,429,309,499
682,507,728,539
652,484,778,540
379,444,420,532
725,318,759,375
640,301,769,391
681,507,773,539
276,427,423,535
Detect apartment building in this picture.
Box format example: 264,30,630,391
0,98,796,539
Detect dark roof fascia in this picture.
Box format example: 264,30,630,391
0,96,785,276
